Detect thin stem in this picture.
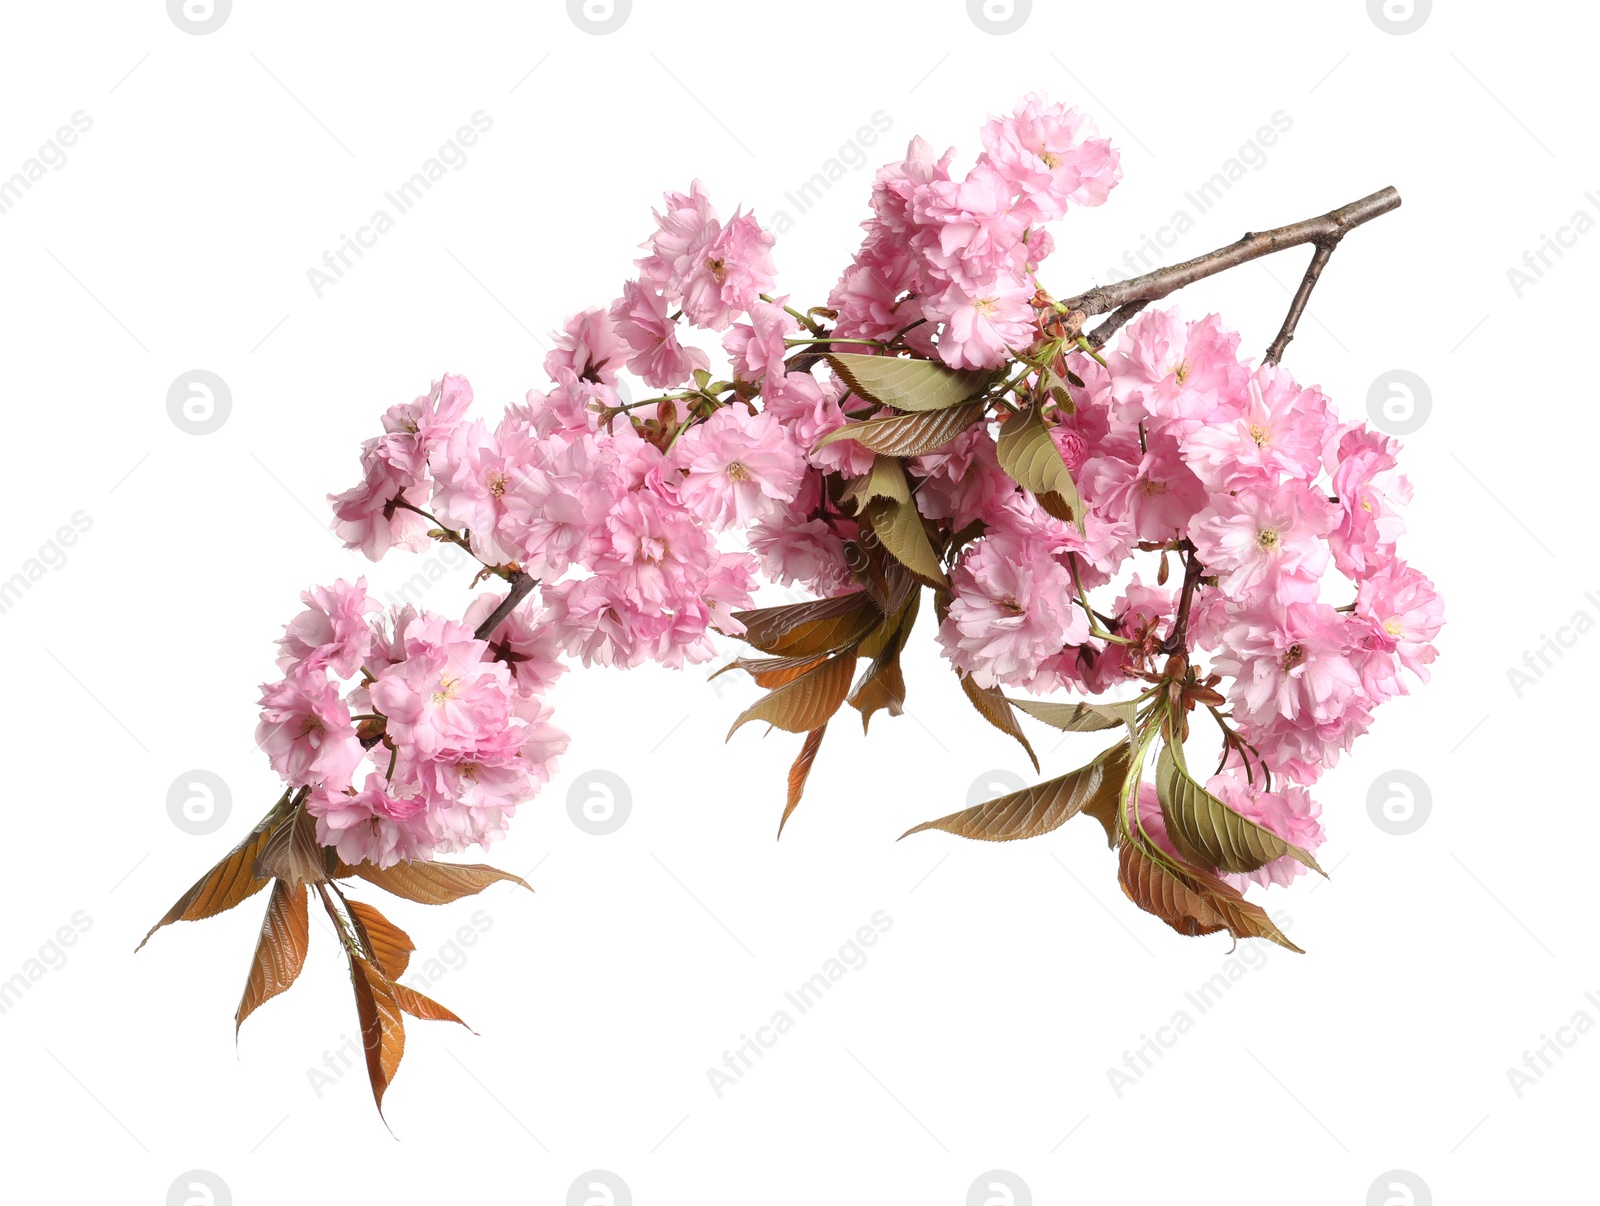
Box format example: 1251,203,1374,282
1087,299,1147,350
761,293,824,335
1068,554,1134,647
1061,186,1400,318
783,337,885,347
1264,239,1338,365
472,570,538,642
1160,541,1205,658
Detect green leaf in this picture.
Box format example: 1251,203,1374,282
839,455,911,512
865,497,948,588
900,741,1130,843
995,404,1083,528
825,352,994,412
1007,697,1138,733
728,650,858,738
814,400,988,457
1154,745,1325,877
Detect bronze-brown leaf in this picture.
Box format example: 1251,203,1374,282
138,794,294,950
814,400,988,457
346,899,416,980
778,726,827,839
347,861,532,906
235,880,310,1035
390,981,473,1030
728,650,858,738
849,591,919,732
900,742,1131,842
711,652,829,689
1117,840,1303,952
254,806,330,887
731,593,877,657
957,673,1038,772
350,955,406,1116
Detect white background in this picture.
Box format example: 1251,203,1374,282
0,1,1589,1203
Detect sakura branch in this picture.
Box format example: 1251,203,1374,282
143,93,1442,1117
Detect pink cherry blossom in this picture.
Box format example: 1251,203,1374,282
1180,364,1329,491
937,532,1088,688
979,92,1122,219
1212,602,1362,732
926,272,1038,370
309,774,431,868
256,671,363,789
610,279,710,389
1355,559,1444,683
722,296,798,382
1325,422,1412,580
330,453,433,561
545,307,624,386
664,201,778,332
667,407,807,530
276,578,378,680
1188,482,1337,603
911,160,1031,291
1106,308,1247,435
369,615,515,759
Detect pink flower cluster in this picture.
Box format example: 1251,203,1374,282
831,92,1121,369
257,579,567,867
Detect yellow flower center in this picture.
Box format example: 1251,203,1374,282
432,675,462,703
726,462,752,482
1257,528,1280,550
1249,423,1269,447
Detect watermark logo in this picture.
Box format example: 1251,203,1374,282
968,770,1026,807
567,0,630,34
166,1170,231,1205
568,770,631,835
566,1170,631,1206
1366,370,1429,437
1367,0,1430,35
1366,1169,1431,1205
967,0,1031,35
167,0,231,35
167,371,231,435
1367,770,1430,836
167,770,232,836
967,1170,1031,1206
